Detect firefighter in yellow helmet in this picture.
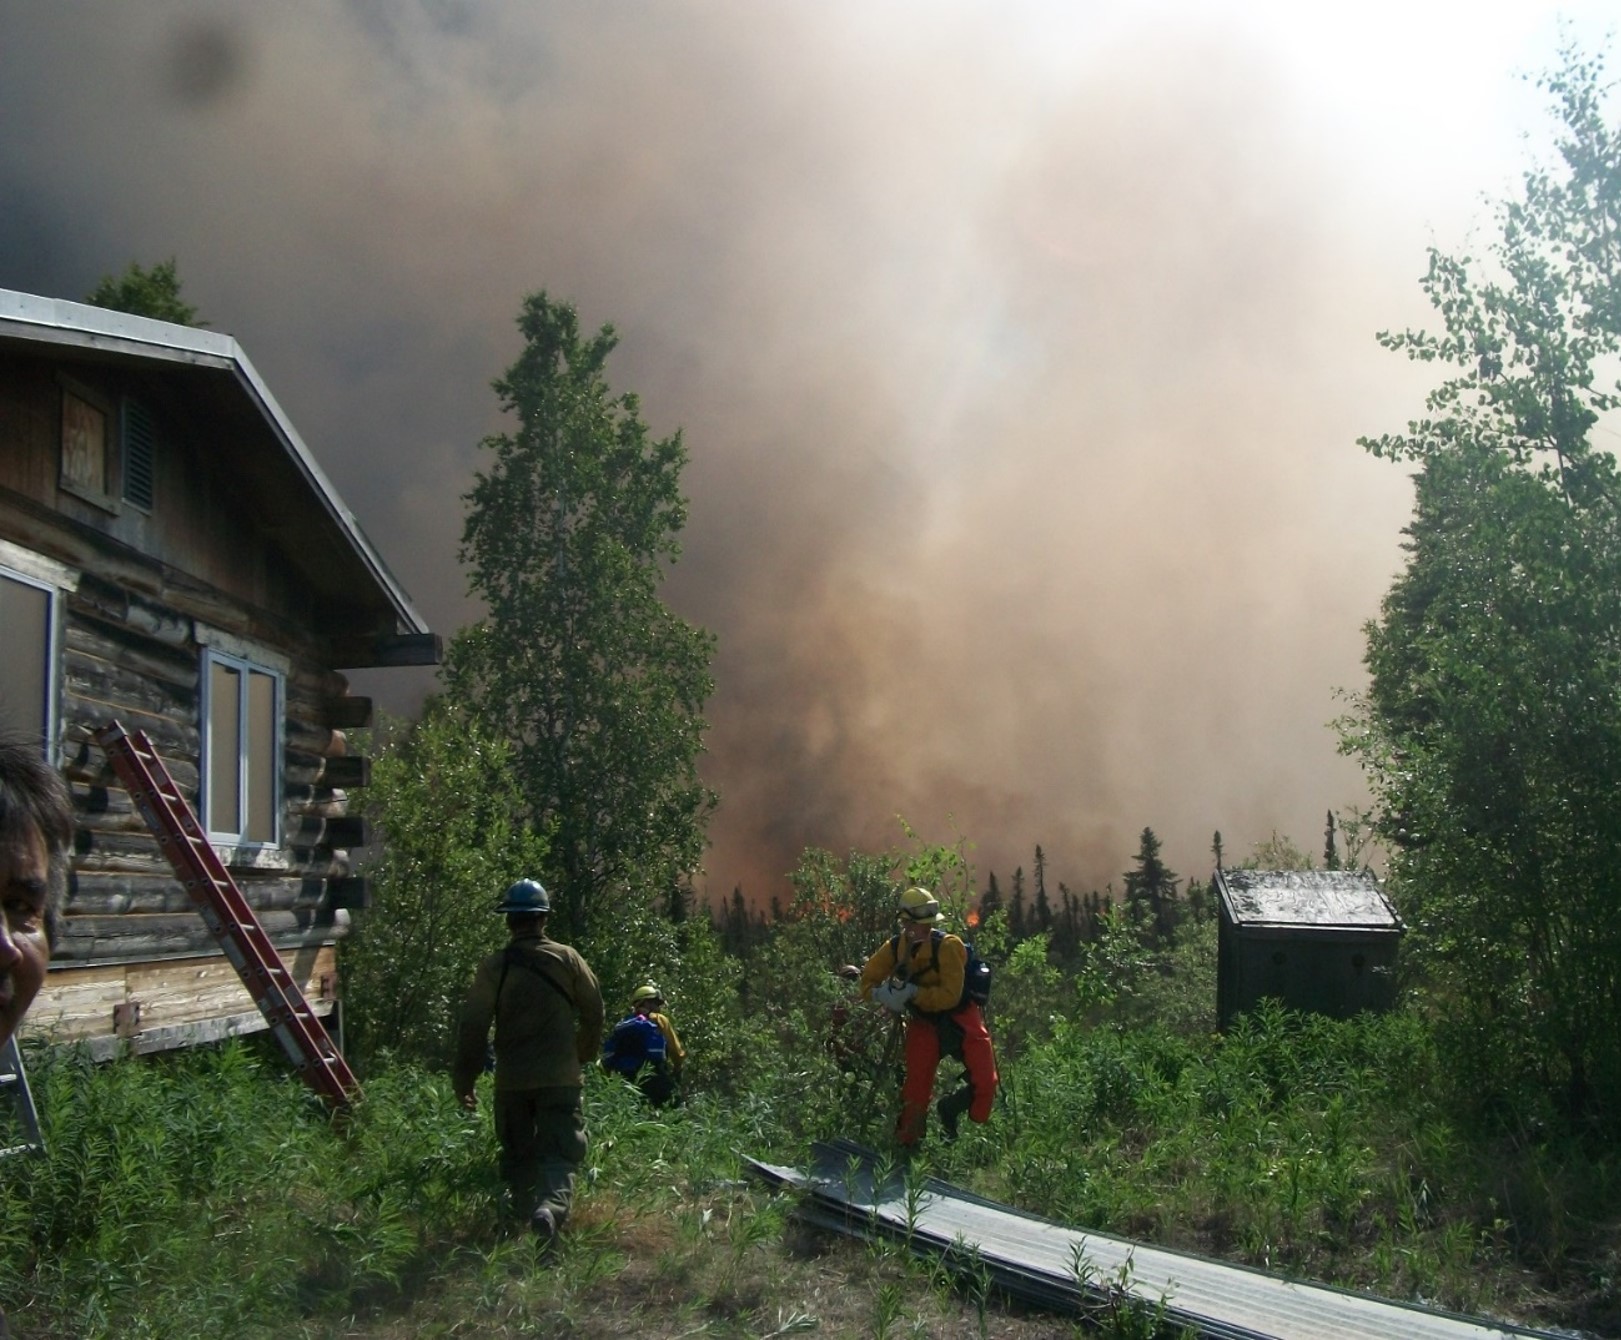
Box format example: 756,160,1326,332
635,983,686,1081
602,982,686,1105
858,887,998,1145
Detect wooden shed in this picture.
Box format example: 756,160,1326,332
1214,868,1402,1029
0,288,439,1059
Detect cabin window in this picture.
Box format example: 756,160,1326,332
0,566,56,749
202,650,282,846
59,381,119,512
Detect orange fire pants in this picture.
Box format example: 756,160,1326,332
897,1002,998,1145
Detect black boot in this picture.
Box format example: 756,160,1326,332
937,1085,972,1141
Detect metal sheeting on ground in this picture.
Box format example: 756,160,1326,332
746,1139,1569,1340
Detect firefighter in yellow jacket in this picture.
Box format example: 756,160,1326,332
859,886,998,1146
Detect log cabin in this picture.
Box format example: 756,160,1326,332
0,287,439,1059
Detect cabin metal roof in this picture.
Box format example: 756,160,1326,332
1216,868,1403,933
0,288,430,638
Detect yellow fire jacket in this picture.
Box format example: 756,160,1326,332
858,929,967,1016
649,1011,686,1071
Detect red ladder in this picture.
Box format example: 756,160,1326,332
95,720,360,1111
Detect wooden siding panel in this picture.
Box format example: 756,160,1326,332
50,574,364,969
22,947,339,1054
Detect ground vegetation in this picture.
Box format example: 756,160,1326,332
2,873,1615,1338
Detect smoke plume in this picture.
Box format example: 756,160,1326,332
2,2,1472,905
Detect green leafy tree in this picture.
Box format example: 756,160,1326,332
344,700,548,1068
721,886,756,956
84,258,202,325
1053,883,1081,959
446,292,717,940
1341,47,1621,1127
1008,866,1027,940
990,929,1062,1059
1183,875,1213,925
1243,831,1313,871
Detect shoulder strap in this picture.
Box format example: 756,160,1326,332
891,929,948,984
501,944,574,1007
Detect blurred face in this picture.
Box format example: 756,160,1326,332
901,918,932,946
0,821,50,1046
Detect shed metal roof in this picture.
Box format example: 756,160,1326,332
1216,869,1402,933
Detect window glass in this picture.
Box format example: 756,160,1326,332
0,572,51,744
247,669,276,843
208,660,242,836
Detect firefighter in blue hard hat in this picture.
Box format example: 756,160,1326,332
453,879,604,1246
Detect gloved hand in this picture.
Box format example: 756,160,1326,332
872,979,918,1013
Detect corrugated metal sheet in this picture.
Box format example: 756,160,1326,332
748,1140,1570,1340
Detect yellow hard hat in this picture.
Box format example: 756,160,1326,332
898,886,943,925
631,983,662,1008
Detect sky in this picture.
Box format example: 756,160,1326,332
1,1,1613,909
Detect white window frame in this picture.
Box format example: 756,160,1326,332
0,541,75,757
200,646,284,849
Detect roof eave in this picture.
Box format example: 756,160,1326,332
0,289,431,637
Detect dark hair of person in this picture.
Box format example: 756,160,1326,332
506,911,546,936
0,734,75,945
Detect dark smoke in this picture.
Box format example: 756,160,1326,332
1,3,1449,906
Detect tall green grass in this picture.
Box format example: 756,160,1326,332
0,1041,498,1338
2,1001,1614,1337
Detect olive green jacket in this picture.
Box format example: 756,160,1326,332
453,933,605,1095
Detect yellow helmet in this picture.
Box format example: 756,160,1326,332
631,983,663,1008
898,886,943,925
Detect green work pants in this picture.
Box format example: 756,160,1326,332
493,1085,587,1226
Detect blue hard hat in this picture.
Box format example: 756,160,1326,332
495,879,550,914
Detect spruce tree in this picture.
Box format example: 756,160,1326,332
1123,827,1181,943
